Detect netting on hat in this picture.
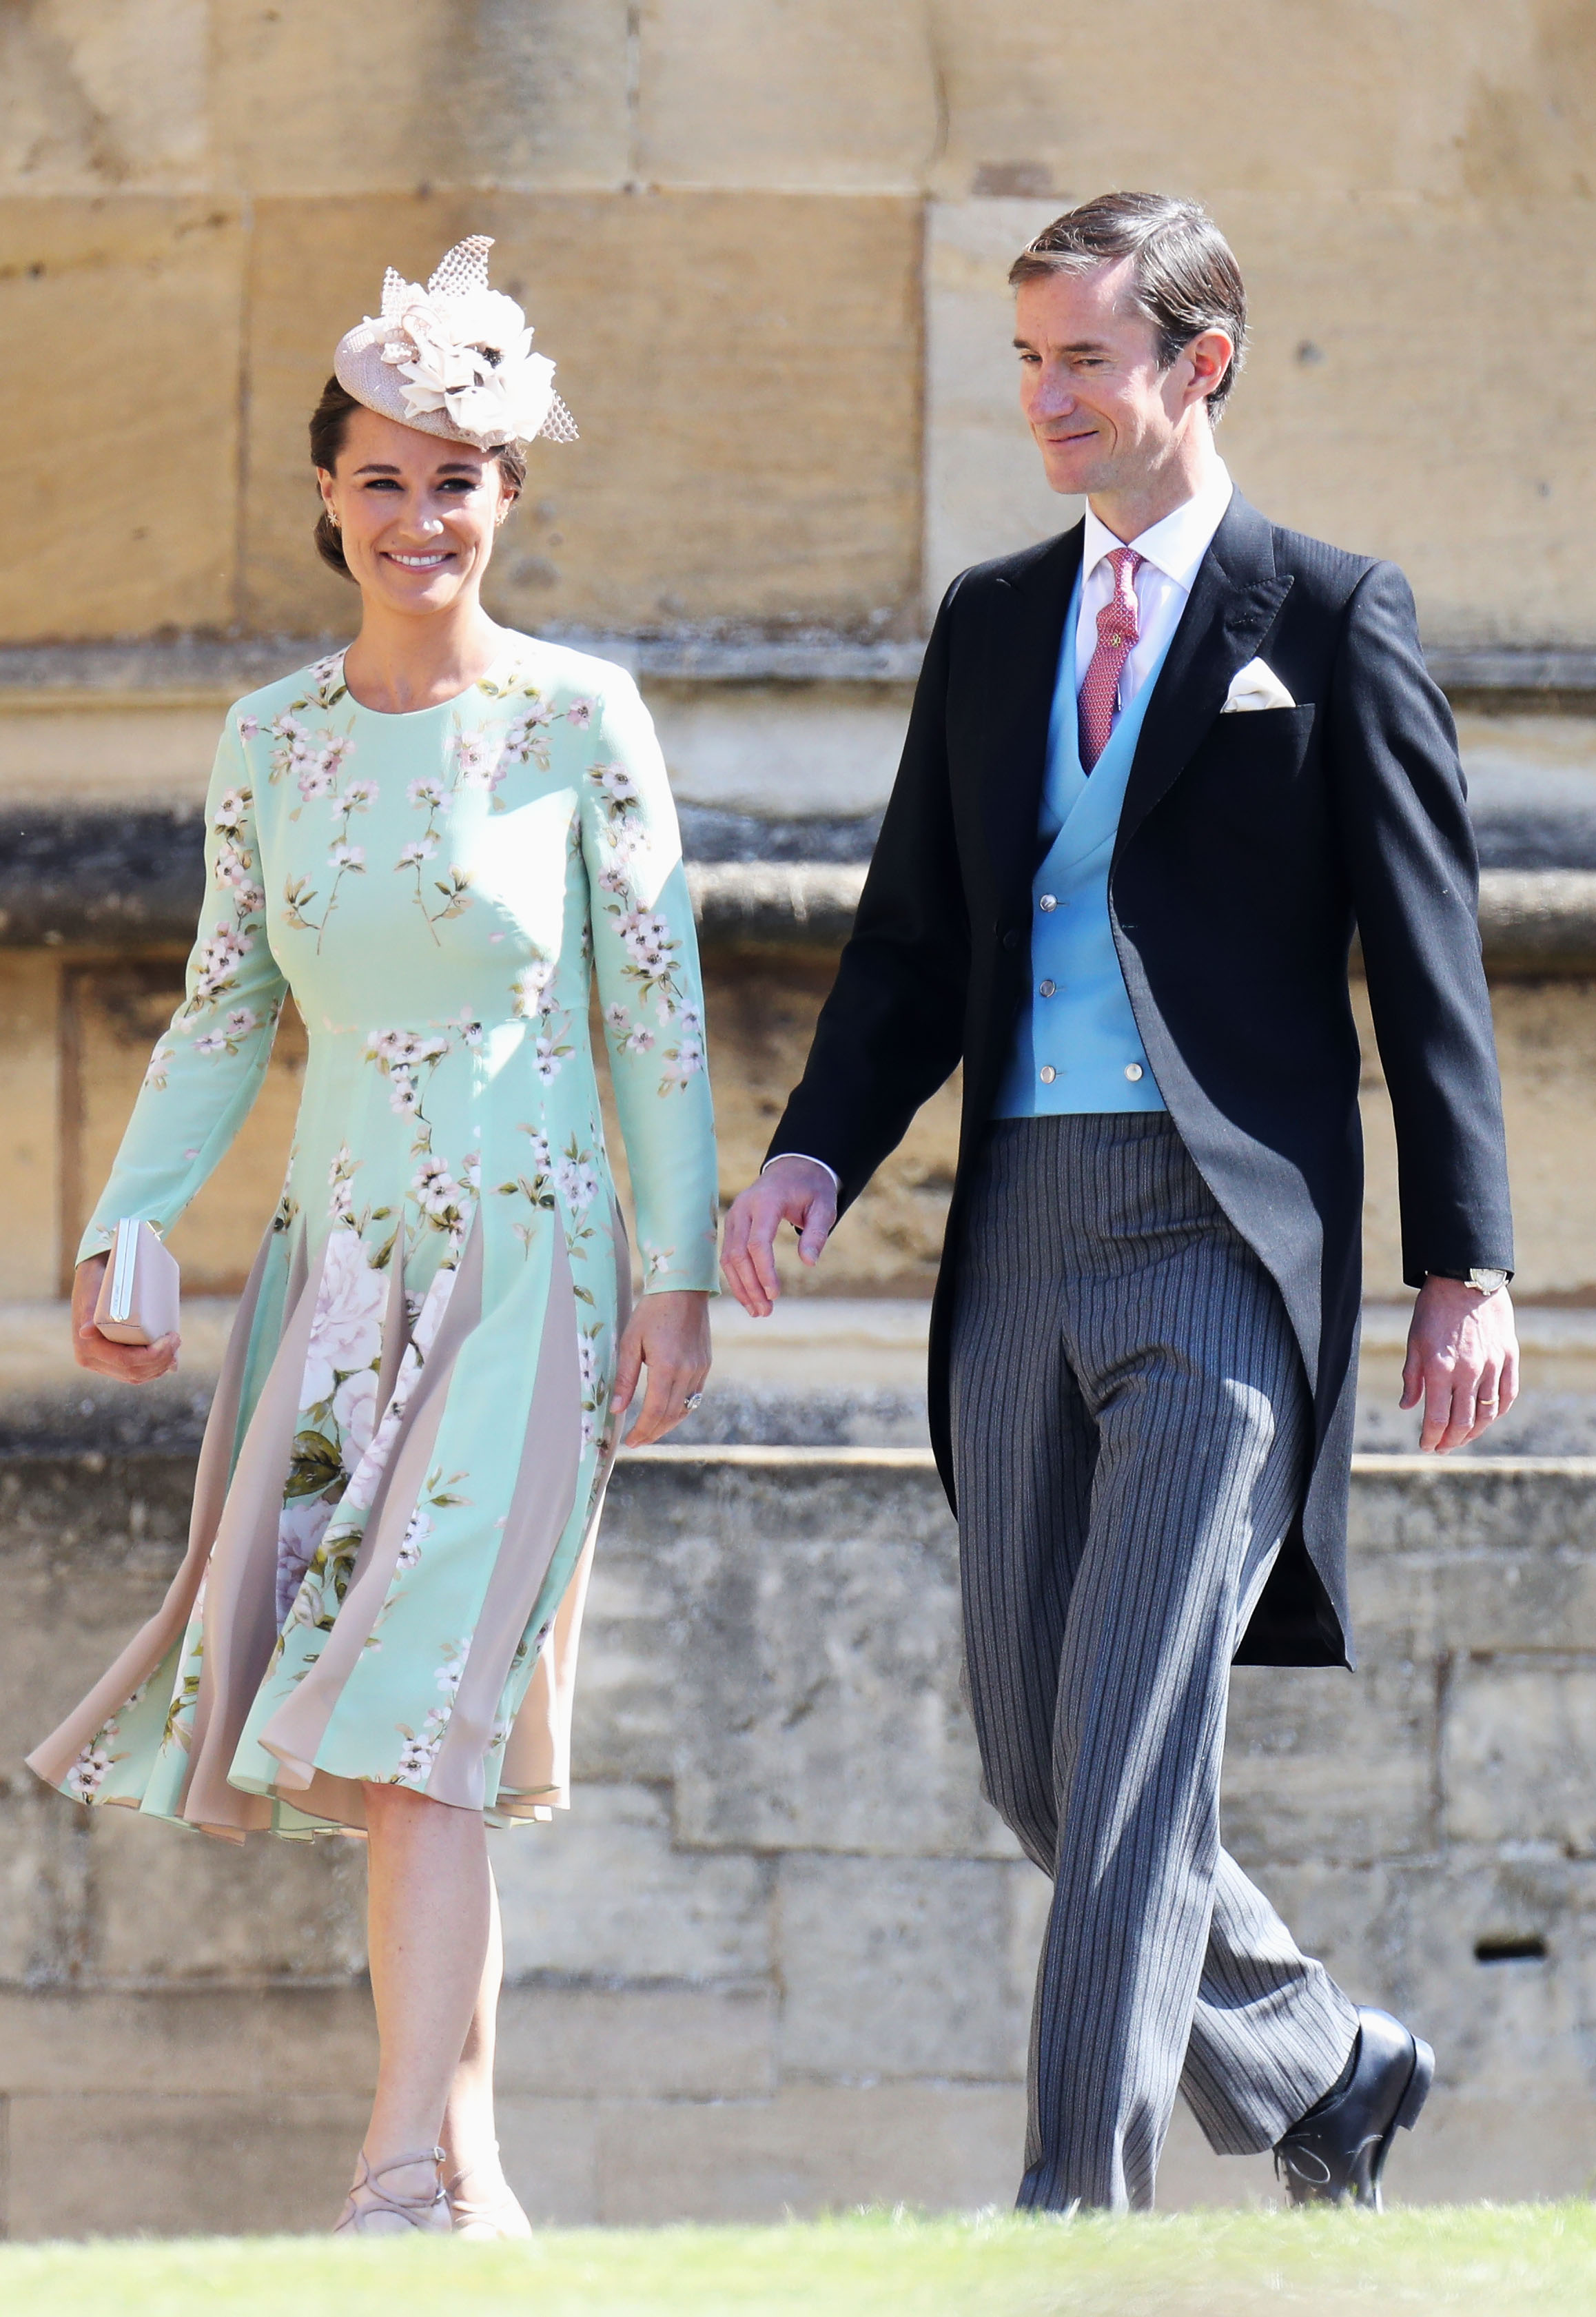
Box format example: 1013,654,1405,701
539,394,580,444
427,236,495,300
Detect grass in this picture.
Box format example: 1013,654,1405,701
1,2207,1593,2317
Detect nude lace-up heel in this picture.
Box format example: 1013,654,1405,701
334,2145,451,2235
444,2143,533,2239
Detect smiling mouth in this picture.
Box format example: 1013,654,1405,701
385,550,453,569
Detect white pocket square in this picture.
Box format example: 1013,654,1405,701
1220,657,1296,713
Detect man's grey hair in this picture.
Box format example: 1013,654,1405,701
1009,192,1247,418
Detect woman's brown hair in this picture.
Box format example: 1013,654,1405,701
308,377,529,580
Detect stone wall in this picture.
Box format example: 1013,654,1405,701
4,2,1595,650
4,2,1596,1321
3,1445,1595,2236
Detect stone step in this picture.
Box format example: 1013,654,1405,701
10,1298,1596,1456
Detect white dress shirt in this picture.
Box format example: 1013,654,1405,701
1074,458,1234,721
768,462,1236,1198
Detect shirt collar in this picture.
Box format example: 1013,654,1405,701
1081,459,1234,598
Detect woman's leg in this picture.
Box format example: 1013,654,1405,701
356,1783,493,2206
440,1868,532,2232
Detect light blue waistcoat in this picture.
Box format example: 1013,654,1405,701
992,572,1175,1118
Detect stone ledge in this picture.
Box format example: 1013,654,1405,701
6,635,1596,698
5,830,1595,961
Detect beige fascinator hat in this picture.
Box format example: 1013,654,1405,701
334,235,577,453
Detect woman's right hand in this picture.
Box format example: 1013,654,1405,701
72,1254,181,1383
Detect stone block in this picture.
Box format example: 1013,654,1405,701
1158,2100,1279,2210
1361,976,1596,1303
0,1,208,195
1394,2084,1596,2205
1438,1540,1596,1656
87,1801,367,1981
0,955,60,1298
212,0,631,195
0,704,227,814
1488,980,1596,1299
776,1853,1021,2081
493,1782,771,1983
1443,1653,1596,1853
1345,1459,1596,1578
495,1981,775,2099
0,1789,90,1984
1281,1853,1596,2097
649,682,911,819
602,1458,1013,1858
925,3,1595,205
0,1984,375,2098
1005,1857,1051,2033
923,197,1081,612
1222,1653,1438,1866
593,2079,1027,2221
921,188,1596,651
0,1456,196,1780
496,2094,603,2223
637,1,938,190
1241,1860,1407,2017
568,1547,690,1785
1216,194,1596,651
6,2092,370,2238
0,201,243,643
695,959,962,1300
240,192,923,640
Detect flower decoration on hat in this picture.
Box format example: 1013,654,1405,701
334,236,577,452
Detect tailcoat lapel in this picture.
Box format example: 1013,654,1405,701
1118,492,1293,850
981,524,1083,912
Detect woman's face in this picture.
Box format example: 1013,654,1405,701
316,406,515,618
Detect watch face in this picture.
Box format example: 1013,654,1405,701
1468,1269,1509,1294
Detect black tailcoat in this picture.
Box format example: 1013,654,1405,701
768,493,1513,1666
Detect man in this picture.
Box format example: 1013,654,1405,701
722,192,1518,2214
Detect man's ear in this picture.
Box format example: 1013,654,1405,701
1187,328,1234,408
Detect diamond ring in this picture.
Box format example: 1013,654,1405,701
684,1391,704,1411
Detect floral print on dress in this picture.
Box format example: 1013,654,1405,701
61,636,717,1826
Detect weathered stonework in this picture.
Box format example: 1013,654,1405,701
3,1447,1596,2232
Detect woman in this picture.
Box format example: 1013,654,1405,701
28,238,718,2236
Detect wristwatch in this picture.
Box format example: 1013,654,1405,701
1431,1268,1511,1294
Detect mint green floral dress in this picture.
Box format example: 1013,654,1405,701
28,636,718,1841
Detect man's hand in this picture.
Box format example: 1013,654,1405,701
721,1157,839,1317
1401,1275,1518,1452
72,1253,181,1383
611,1288,711,1447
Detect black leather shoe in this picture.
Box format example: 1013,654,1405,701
1273,2008,1434,2211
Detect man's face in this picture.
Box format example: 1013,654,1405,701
1014,258,1222,500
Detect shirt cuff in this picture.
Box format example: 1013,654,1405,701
761,1152,841,1194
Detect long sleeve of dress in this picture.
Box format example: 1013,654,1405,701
77,717,288,1264
581,673,719,1294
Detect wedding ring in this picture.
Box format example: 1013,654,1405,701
1478,1395,1500,1409
684,1391,704,1411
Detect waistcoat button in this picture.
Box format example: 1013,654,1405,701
1124,1063,1144,1082
1039,894,1057,912
1039,1065,1057,1084
1039,979,1056,997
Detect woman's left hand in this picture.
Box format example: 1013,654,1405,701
611,1289,712,1446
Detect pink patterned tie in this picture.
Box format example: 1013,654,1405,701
1078,547,1143,772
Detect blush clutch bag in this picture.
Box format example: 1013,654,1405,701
93,1219,181,1346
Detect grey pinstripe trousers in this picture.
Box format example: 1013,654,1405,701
950,1114,1359,2213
